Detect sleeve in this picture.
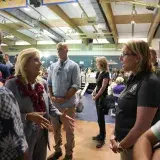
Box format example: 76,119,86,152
4,66,10,79
49,97,62,117
95,72,99,79
5,79,16,96
137,79,160,107
41,78,48,93
0,88,28,158
102,72,110,79
71,64,80,90
151,121,160,140
5,79,28,124
47,65,53,86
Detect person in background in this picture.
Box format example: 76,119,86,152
48,42,80,160
111,68,119,80
92,56,110,148
150,48,160,77
108,79,117,96
0,29,3,55
0,30,10,81
112,77,125,110
133,120,160,160
109,40,160,160
118,69,124,78
14,54,18,63
5,48,74,160
113,77,125,99
0,84,28,160
0,54,10,80
3,53,13,69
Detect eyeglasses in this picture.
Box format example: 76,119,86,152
120,53,137,58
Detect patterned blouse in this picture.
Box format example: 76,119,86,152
0,87,28,160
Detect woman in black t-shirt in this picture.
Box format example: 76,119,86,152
92,56,110,148
109,40,160,160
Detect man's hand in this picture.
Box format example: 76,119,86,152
51,96,57,103
56,97,67,104
26,112,51,129
60,109,75,132
51,96,67,104
92,96,97,101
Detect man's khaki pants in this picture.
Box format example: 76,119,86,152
52,106,75,156
120,148,133,160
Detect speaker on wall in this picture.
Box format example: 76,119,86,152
82,38,93,46
88,38,93,44
29,0,42,7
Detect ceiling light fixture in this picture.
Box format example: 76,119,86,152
72,2,78,7
131,4,137,24
4,35,14,39
2,18,6,24
131,4,137,15
24,8,30,12
38,15,42,21
81,12,87,19
131,20,136,24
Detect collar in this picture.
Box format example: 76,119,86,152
59,58,69,66
128,71,149,83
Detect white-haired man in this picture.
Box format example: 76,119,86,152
48,42,80,160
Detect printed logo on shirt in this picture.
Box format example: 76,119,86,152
129,84,137,93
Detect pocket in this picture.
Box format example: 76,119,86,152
66,70,71,82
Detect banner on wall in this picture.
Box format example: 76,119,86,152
43,0,78,5
0,0,27,9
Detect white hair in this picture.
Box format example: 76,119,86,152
116,77,124,84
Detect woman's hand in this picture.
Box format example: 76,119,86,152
60,109,75,132
110,135,119,153
91,90,96,97
26,112,51,129
92,96,98,101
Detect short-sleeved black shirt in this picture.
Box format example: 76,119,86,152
115,71,160,142
96,71,110,96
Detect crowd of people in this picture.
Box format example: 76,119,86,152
0,28,160,160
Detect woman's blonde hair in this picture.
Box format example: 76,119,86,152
96,56,108,71
124,40,153,72
15,48,40,83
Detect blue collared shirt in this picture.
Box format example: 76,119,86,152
48,58,80,108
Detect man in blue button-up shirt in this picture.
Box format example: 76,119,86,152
48,42,80,160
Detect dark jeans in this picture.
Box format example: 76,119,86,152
95,99,106,140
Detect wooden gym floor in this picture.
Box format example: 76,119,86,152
47,120,119,160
